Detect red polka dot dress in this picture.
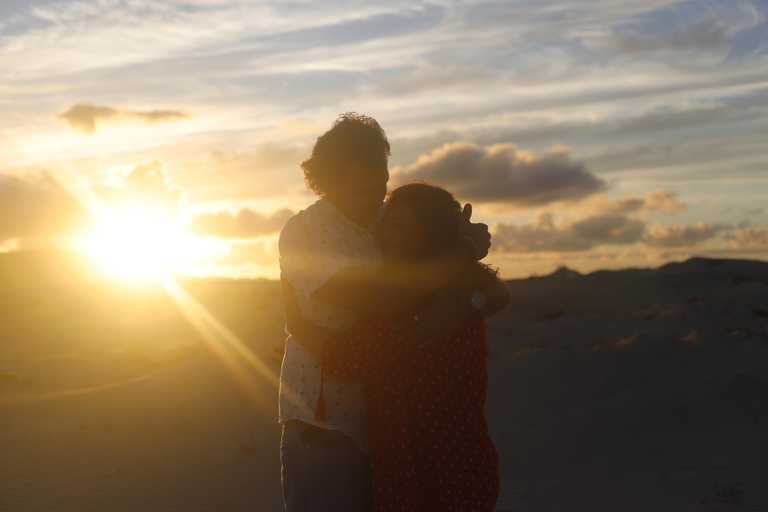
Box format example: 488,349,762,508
321,316,499,512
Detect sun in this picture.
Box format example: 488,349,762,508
79,203,189,281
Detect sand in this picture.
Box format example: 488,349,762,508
1,256,767,511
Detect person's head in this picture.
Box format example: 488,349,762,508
301,112,391,224
378,182,462,263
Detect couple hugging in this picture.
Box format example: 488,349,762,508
279,112,510,512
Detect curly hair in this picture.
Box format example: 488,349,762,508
386,181,498,287
387,181,463,257
301,112,391,198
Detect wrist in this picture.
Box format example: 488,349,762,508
460,290,486,316
457,236,480,260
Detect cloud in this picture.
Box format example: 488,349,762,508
492,211,645,253
188,208,294,239
214,240,277,266
724,227,768,248
393,142,605,207
279,118,324,135
176,145,308,201
613,102,732,135
0,170,91,238
644,222,724,248
579,189,687,216
0,159,188,243
598,15,730,55
98,160,184,220
571,214,646,244
491,196,720,254
55,103,190,134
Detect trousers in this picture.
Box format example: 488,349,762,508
280,420,373,512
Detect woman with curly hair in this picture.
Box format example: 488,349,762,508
285,182,504,512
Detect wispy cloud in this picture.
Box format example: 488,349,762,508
596,15,731,56
55,103,190,134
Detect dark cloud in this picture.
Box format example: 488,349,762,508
0,171,91,238
724,227,768,248
393,142,605,207
491,201,728,253
492,212,645,253
571,214,646,244
644,222,725,248
55,103,190,134
188,208,293,239
493,214,592,253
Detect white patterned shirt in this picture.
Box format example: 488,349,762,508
278,198,382,453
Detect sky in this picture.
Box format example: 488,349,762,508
1,0,767,279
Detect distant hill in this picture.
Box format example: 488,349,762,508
542,266,584,279
0,249,104,290
655,256,768,279
507,257,768,313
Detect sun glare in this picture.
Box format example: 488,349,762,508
79,204,189,281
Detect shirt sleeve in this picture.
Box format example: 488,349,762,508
278,213,357,296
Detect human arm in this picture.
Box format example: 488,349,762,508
284,273,416,380
395,273,510,348
283,271,424,376
320,318,409,381
281,274,330,359
313,204,491,319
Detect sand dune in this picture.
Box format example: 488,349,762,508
2,257,767,511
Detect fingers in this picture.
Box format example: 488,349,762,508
461,203,472,223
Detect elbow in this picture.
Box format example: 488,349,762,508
485,280,511,316
500,281,512,308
